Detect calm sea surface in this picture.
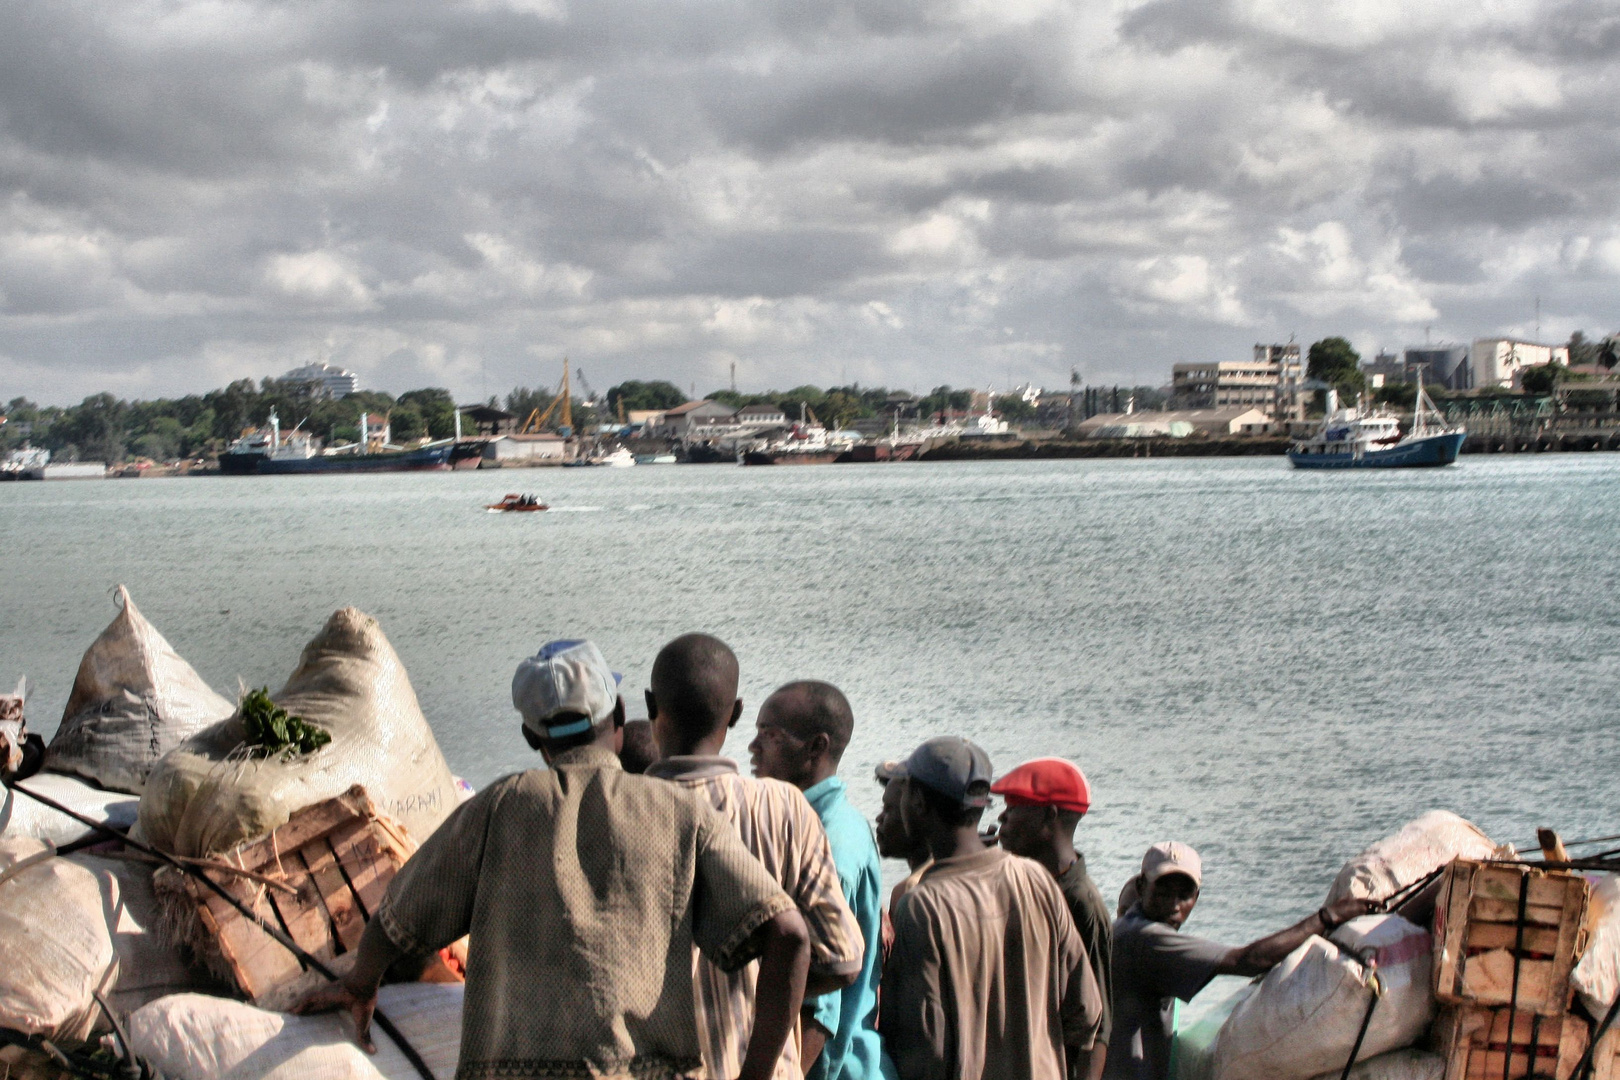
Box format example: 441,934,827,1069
3,455,1618,1005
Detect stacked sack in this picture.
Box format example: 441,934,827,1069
1184,811,1497,1080
0,594,466,1072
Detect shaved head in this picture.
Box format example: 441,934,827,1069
761,681,854,759
649,633,741,748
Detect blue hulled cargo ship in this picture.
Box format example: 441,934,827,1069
1289,377,1465,470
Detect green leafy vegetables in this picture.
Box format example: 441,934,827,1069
240,687,332,756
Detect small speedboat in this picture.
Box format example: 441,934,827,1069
485,493,549,512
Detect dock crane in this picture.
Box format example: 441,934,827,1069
518,360,573,436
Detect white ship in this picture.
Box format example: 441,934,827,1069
1288,375,1465,469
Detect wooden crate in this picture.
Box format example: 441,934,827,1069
1434,859,1591,1015
174,784,431,1005
1438,1004,1591,1080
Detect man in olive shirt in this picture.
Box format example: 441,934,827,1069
295,639,813,1080
1107,842,1378,1080
992,758,1112,1080
881,737,1102,1080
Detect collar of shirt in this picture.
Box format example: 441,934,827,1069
645,754,739,781
800,775,846,815
919,845,1006,883
549,743,624,771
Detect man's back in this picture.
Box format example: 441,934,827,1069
1057,855,1114,1051
376,745,793,1078
648,756,864,1079
881,848,1101,1080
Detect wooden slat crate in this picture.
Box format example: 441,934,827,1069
1438,1004,1591,1080
173,784,439,1007
1434,859,1591,1015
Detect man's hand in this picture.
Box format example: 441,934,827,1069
1322,897,1381,928
291,977,379,1054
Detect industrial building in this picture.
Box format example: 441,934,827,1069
1171,344,1303,419
1075,407,1273,438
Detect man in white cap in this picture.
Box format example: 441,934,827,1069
1107,842,1377,1080
296,639,814,1080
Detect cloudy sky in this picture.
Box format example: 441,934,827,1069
2,0,1618,405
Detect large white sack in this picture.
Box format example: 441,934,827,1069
47,586,236,795
0,838,209,1042
1211,914,1434,1080
138,607,459,857
1172,984,1254,1080
1306,1048,1445,1080
1326,811,1495,905
0,771,139,845
1572,873,1620,1017
128,983,463,1080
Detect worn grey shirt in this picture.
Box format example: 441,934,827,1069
376,745,794,1080
1105,905,1228,1080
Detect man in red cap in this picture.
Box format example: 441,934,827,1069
992,758,1112,1080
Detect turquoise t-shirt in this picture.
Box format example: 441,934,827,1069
802,776,895,1080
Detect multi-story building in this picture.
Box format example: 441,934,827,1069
284,362,360,399
1171,344,1303,419
1470,339,1570,389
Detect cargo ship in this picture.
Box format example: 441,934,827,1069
1289,376,1465,469
221,409,454,475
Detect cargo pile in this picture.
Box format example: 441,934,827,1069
0,588,468,1080
1176,814,1620,1080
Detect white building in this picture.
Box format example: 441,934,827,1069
1470,339,1571,389
284,362,360,399
1076,407,1274,438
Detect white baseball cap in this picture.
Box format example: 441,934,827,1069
512,639,621,739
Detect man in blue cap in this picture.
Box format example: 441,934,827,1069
881,736,1103,1080
295,639,813,1080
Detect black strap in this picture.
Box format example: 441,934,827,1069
1338,971,1381,1080
1575,990,1620,1080
4,777,438,1080
1504,872,1530,1080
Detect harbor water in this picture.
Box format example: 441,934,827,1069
3,456,1618,1009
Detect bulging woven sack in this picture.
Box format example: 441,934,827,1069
1211,914,1434,1080
46,586,236,795
127,983,463,1080
1326,811,1495,905
0,838,209,1044
1572,873,1620,1016
1305,1048,1444,1080
0,771,139,845
137,607,458,857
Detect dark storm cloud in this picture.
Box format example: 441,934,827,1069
2,0,1619,404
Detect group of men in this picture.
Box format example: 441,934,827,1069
297,633,1376,1080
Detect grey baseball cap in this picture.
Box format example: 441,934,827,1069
893,736,993,808
512,639,622,739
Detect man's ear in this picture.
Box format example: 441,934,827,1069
644,689,658,720
809,732,832,758
728,698,743,729
521,724,544,750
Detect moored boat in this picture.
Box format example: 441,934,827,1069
1289,376,1465,469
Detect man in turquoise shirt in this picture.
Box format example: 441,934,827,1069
751,680,894,1080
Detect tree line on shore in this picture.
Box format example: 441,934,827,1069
0,376,1085,464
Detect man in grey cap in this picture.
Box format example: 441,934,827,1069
295,639,813,1080
1107,842,1378,1080
880,736,1103,1080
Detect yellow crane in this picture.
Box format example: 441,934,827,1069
519,360,573,435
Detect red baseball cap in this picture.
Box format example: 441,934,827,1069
990,758,1092,814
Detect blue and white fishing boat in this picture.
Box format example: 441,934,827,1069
1289,375,1465,469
